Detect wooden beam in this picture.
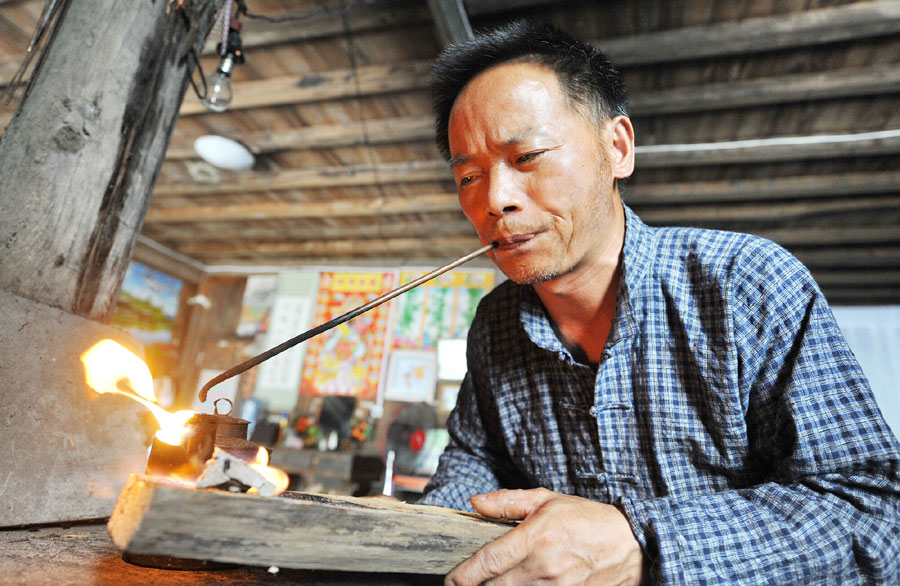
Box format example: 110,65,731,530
428,0,473,45
178,235,482,258
147,192,460,222
108,474,511,574
173,60,900,119
143,216,475,242
626,170,900,204
708,225,899,247
628,64,900,115
820,287,900,304
133,235,206,284
635,131,900,168
794,247,900,269
153,160,452,196
813,270,900,287
165,117,435,159
201,3,431,54
153,166,900,200
635,196,900,225
179,60,432,115
597,0,900,66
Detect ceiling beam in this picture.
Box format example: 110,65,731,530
178,235,482,258
152,160,452,197
597,0,900,66
201,3,431,55
153,167,899,200
172,61,900,119
627,170,900,204
146,192,462,222
428,0,473,45
629,63,900,115
165,117,434,159
178,60,432,115
636,195,900,224
635,130,900,168
144,216,475,242
794,247,900,269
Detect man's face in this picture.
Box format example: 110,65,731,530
448,61,623,285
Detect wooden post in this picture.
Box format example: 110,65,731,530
0,0,218,321
0,0,218,528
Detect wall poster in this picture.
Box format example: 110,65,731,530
390,269,495,350
299,272,395,402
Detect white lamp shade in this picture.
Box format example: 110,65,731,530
192,135,255,171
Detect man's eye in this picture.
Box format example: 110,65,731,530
459,176,474,187
516,151,543,164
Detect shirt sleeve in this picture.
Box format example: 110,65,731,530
619,239,900,584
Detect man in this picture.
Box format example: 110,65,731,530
416,20,900,585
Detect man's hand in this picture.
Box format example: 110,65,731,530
446,488,645,586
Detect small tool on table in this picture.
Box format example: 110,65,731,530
198,242,497,402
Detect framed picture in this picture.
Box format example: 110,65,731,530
384,349,438,403
437,382,461,414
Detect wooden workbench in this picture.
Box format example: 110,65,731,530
0,521,443,586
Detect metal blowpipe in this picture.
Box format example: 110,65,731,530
197,242,497,402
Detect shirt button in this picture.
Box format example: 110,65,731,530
597,473,608,485
588,406,598,417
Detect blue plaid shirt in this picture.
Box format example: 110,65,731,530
420,204,900,583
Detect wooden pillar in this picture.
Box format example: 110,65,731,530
0,0,218,528
0,0,218,321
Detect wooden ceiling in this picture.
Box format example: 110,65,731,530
1,0,898,304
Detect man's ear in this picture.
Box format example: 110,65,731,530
609,116,635,180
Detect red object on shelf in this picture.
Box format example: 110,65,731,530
409,429,426,452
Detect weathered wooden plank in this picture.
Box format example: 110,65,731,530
150,169,899,207
635,131,900,168
165,117,435,159
108,474,512,574
597,0,900,66
178,236,481,258
629,64,900,115
133,235,207,284
179,60,432,116
146,193,460,223
153,160,452,196
201,3,431,54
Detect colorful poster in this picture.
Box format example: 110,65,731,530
111,261,183,380
391,269,495,350
236,274,277,337
113,261,183,344
300,272,395,401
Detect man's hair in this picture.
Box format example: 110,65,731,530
431,20,629,159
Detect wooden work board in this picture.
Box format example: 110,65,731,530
108,474,512,575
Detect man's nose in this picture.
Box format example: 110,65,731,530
485,165,523,216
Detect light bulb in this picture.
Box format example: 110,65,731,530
201,56,234,112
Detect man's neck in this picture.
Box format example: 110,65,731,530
531,206,625,363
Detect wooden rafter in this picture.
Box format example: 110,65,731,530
597,0,900,65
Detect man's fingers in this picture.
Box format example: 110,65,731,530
469,487,555,521
445,525,528,586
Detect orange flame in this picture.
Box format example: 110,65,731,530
248,447,290,496
81,339,195,445
81,339,290,495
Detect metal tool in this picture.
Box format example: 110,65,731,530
198,242,497,402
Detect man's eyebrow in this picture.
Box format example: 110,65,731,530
448,155,468,167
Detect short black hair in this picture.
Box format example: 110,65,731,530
431,20,629,159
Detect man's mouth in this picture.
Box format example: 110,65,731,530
492,232,540,251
